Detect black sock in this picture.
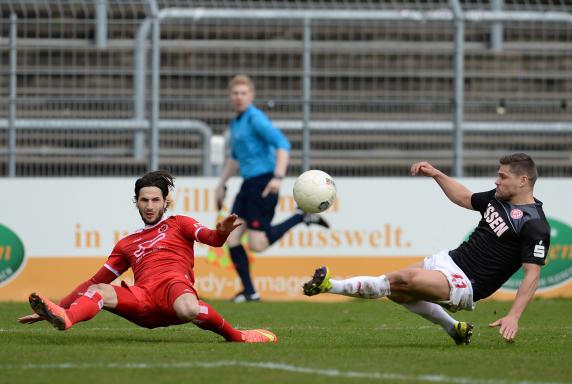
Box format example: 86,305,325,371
229,245,255,295
266,213,305,245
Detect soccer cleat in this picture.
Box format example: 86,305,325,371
303,213,330,229
302,266,332,296
28,292,72,331
451,321,474,345
231,291,261,304
240,329,278,344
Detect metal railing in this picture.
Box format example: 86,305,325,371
0,119,213,176
133,5,572,176
2,1,572,177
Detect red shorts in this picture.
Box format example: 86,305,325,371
108,277,198,329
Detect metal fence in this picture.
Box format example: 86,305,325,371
1,0,571,177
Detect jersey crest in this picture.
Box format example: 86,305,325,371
510,209,523,220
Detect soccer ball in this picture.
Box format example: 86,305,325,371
293,170,337,214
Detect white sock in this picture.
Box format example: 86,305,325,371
329,275,390,298
402,301,457,335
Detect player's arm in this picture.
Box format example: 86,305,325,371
219,157,239,184
19,242,127,323
263,148,290,197
488,262,541,342
410,161,473,209
55,242,129,309
18,264,119,324
274,149,289,179
216,158,239,209
196,213,242,247
256,114,291,197
57,265,119,308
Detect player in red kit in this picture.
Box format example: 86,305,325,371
18,170,277,343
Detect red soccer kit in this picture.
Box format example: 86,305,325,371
60,215,228,328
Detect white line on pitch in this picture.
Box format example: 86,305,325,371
0,360,568,384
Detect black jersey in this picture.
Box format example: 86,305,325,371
449,189,550,301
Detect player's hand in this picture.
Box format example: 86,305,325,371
262,178,281,198
410,161,440,177
489,315,519,343
215,183,227,210
216,213,242,235
18,313,47,325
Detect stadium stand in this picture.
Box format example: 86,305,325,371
1,0,571,176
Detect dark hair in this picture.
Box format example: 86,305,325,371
134,170,175,205
499,153,538,186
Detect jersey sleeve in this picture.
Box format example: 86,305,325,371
58,265,118,308
470,189,496,213
176,215,204,242
59,241,129,308
251,112,291,151
196,227,228,247
105,242,130,277
519,219,550,266
176,215,228,246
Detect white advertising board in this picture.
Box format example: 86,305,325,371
2,177,570,259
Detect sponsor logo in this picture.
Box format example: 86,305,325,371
134,232,166,261
159,224,168,233
502,218,572,292
0,224,26,287
484,204,509,237
533,241,545,258
510,209,523,219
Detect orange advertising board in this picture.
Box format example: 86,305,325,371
2,256,571,303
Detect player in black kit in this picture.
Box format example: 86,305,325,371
303,153,550,344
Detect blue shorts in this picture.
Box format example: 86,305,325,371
231,173,278,231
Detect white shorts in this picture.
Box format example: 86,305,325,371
423,249,475,312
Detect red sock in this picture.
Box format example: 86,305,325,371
193,301,243,342
66,290,103,325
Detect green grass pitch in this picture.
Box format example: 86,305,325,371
1,299,571,384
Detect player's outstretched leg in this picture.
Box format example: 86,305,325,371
303,266,332,296
28,292,72,331
240,329,278,343
451,321,474,345
304,266,390,298
302,213,330,229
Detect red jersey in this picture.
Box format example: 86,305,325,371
104,215,223,287
58,215,228,309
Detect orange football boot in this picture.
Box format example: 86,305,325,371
240,329,278,344
29,292,72,331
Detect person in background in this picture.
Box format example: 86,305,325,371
217,74,329,303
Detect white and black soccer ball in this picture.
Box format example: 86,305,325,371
293,170,337,214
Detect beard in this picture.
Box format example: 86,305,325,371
495,189,512,201
140,209,164,226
